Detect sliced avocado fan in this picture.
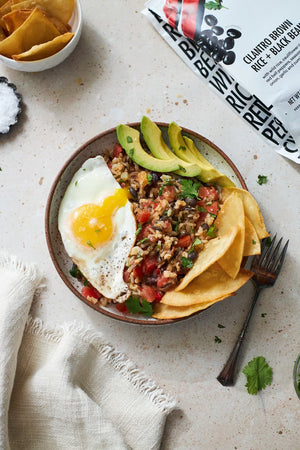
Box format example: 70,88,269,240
168,121,235,187
116,124,180,173
140,116,201,177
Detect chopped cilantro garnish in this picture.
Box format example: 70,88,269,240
265,236,272,247
181,256,193,268
257,174,268,185
215,336,222,343
207,225,216,237
178,165,187,173
138,237,148,245
135,222,142,235
179,145,186,151
95,229,102,233
75,180,78,186
125,296,153,317
87,240,95,249
179,179,201,199
242,356,273,395
197,206,207,212
173,220,180,232
189,238,202,252
128,148,134,161
217,323,225,328
126,136,133,143
69,265,80,278
252,239,256,244
146,173,152,182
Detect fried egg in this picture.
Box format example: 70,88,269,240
58,155,136,301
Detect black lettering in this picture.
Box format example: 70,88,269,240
283,137,298,153
162,23,182,42
226,94,246,113
209,68,233,94
193,59,209,78
200,50,216,71
178,41,197,60
268,118,288,139
261,127,279,144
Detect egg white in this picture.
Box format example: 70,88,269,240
58,155,136,301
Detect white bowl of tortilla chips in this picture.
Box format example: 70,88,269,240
0,0,82,72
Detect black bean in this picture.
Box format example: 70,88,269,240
151,172,160,183
218,39,224,49
227,28,241,39
208,35,219,48
223,36,234,50
188,250,198,261
201,43,213,55
201,223,209,231
185,197,197,207
212,25,224,36
223,51,236,65
212,50,224,63
129,186,138,200
204,14,217,27
200,29,213,39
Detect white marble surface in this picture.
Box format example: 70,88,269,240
1,1,300,448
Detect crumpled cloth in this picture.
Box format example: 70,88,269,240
0,252,176,449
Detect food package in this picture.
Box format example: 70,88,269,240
143,0,300,163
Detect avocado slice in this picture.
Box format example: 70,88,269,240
116,124,180,173
140,116,201,178
183,136,235,187
168,122,201,164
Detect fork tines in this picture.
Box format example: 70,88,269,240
259,235,289,274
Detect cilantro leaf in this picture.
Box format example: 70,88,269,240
179,179,201,199
205,0,227,10
205,1,226,10
215,336,222,343
207,225,216,237
125,296,153,317
181,256,193,268
135,222,142,236
242,356,273,395
257,174,268,185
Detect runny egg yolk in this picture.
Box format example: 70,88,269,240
70,188,129,248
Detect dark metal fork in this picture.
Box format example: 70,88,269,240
217,235,289,386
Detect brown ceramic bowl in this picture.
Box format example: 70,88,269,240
45,122,247,325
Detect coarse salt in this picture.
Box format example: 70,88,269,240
0,81,20,134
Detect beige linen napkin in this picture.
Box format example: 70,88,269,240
0,252,176,450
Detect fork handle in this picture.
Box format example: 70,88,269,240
217,286,262,386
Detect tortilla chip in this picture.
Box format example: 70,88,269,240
0,1,12,25
44,12,70,34
244,216,261,256
175,226,239,291
153,293,235,319
13,31,74,60
11,0,74,24
0,25,6,39
214,192,245,279
0,0,9,7
221,187,269,239
0,7,60,57
161,263,253,307
2,8,31,33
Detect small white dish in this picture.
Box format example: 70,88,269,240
0,0,82,72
